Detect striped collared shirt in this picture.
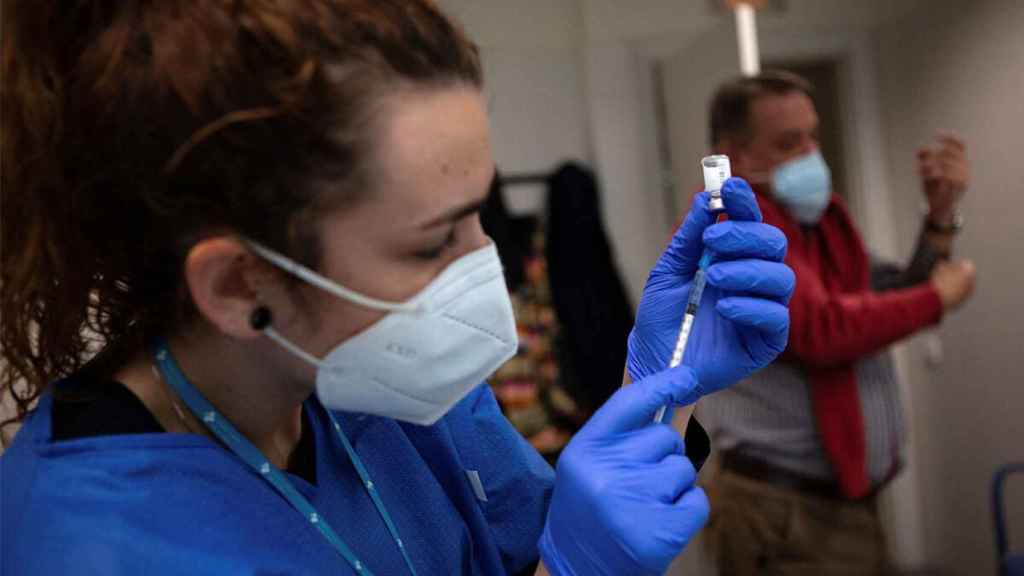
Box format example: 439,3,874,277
697,229,942,484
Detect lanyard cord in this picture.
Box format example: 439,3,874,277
153,339,418,576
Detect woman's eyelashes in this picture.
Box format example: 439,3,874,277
414,227,457,260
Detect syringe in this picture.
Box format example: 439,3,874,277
653,155,730,424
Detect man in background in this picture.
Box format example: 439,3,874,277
697,71,976,575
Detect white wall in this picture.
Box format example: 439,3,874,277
577,0,927,301
581,40,671,301
440,0,929,303
441,0,666,304
438,0,591,216
660,21,738,215
440,0,681,303
876,1,1024,573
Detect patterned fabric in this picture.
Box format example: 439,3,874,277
489,228,586,463
698,230,942,485
697,351,903,483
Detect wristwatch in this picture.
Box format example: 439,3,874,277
925,210,964,234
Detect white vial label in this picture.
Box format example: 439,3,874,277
702,155,731,192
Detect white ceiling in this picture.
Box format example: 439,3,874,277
442,0,931,54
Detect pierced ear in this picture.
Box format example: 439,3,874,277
184,237,266,339
249,306,273,331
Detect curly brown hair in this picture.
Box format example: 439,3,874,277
0,0,482,436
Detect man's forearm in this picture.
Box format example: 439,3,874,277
789,280,943,367
877,220,953,292
922,228,955,259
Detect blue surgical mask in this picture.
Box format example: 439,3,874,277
771,150,833,225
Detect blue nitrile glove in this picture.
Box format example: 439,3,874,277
627,177,794,404
538,366,710,576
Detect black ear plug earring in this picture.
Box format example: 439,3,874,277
249,306,273,331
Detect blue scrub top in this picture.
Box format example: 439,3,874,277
1,381,554,575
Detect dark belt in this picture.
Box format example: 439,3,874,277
720,451,880,502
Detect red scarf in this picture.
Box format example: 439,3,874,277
753,186,872,498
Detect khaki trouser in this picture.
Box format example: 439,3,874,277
704,468,893,576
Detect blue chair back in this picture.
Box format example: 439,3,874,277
993,463,1024,576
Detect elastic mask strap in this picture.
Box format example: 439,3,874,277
264,327,324,369
246,240,421,314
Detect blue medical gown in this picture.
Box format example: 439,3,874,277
1,382,554,575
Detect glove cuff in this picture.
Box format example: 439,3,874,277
537,521,578,576
625,329,647,383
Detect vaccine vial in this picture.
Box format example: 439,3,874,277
702,155,731,211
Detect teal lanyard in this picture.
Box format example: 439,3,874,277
153,339,418,576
